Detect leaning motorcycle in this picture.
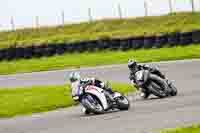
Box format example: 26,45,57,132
133,69,178,99
71,81,130,114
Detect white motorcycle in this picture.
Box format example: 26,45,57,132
71,81,130,114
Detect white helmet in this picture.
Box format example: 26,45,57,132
68,72,81,83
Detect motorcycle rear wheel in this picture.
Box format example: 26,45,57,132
169,83,178,96
116,96,130,110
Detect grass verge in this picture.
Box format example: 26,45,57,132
0,82,135,118
160,124,200,133
0,12,200,49
0,45,200,75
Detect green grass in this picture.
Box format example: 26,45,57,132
0,82,135,118
160,124,200,133
0,12,200,49
0,44,200,75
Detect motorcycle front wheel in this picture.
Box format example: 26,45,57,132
148,74,169,98
169,83,178,96
81,94,104,114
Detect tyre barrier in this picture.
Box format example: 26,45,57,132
55,44,66,55
65,43,76,53
96,40,107,50
45,44,57,57
0,49,6,61
33,45,47,58
179,32,193,45
192,30,200,43
87,40,98,52
75,42,86,53
154,35,168,48
132,37,144,49
6,48,16,60
143,36,156,49
167,32,180,47
120,39,131,51
0,30,200,61
109,39,121,50
23,46,33,59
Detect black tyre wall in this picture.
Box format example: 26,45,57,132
179,32,193,46
167,33,180,47
0,30,200,61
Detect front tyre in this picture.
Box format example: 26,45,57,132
149,81,167,98
81,95,104,114
169,83,178,96
148,74,169,98
116,96,130,110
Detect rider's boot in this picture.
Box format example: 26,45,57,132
140,92,146,98
140,92,150,99
139,88,150,99
82,107,90,115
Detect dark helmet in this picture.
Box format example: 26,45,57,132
128,59,137,71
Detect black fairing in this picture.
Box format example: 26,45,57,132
143,70,150,83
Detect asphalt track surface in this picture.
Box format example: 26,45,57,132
0,59,200,133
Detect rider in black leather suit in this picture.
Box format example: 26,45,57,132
128,59,169,98
128,60,166,83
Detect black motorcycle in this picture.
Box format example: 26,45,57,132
133,69,178,99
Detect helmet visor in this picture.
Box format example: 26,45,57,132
70,77,78,82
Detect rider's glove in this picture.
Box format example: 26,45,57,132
100,82,105,88
72,96,79,101
134,85,140,90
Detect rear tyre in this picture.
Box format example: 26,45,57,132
116,96,130,110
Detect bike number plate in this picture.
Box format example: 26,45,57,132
135,71,143,81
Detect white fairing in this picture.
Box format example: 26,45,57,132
113,92,122,98
71,81,83,97
135,70,144,81
85,85,109,110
